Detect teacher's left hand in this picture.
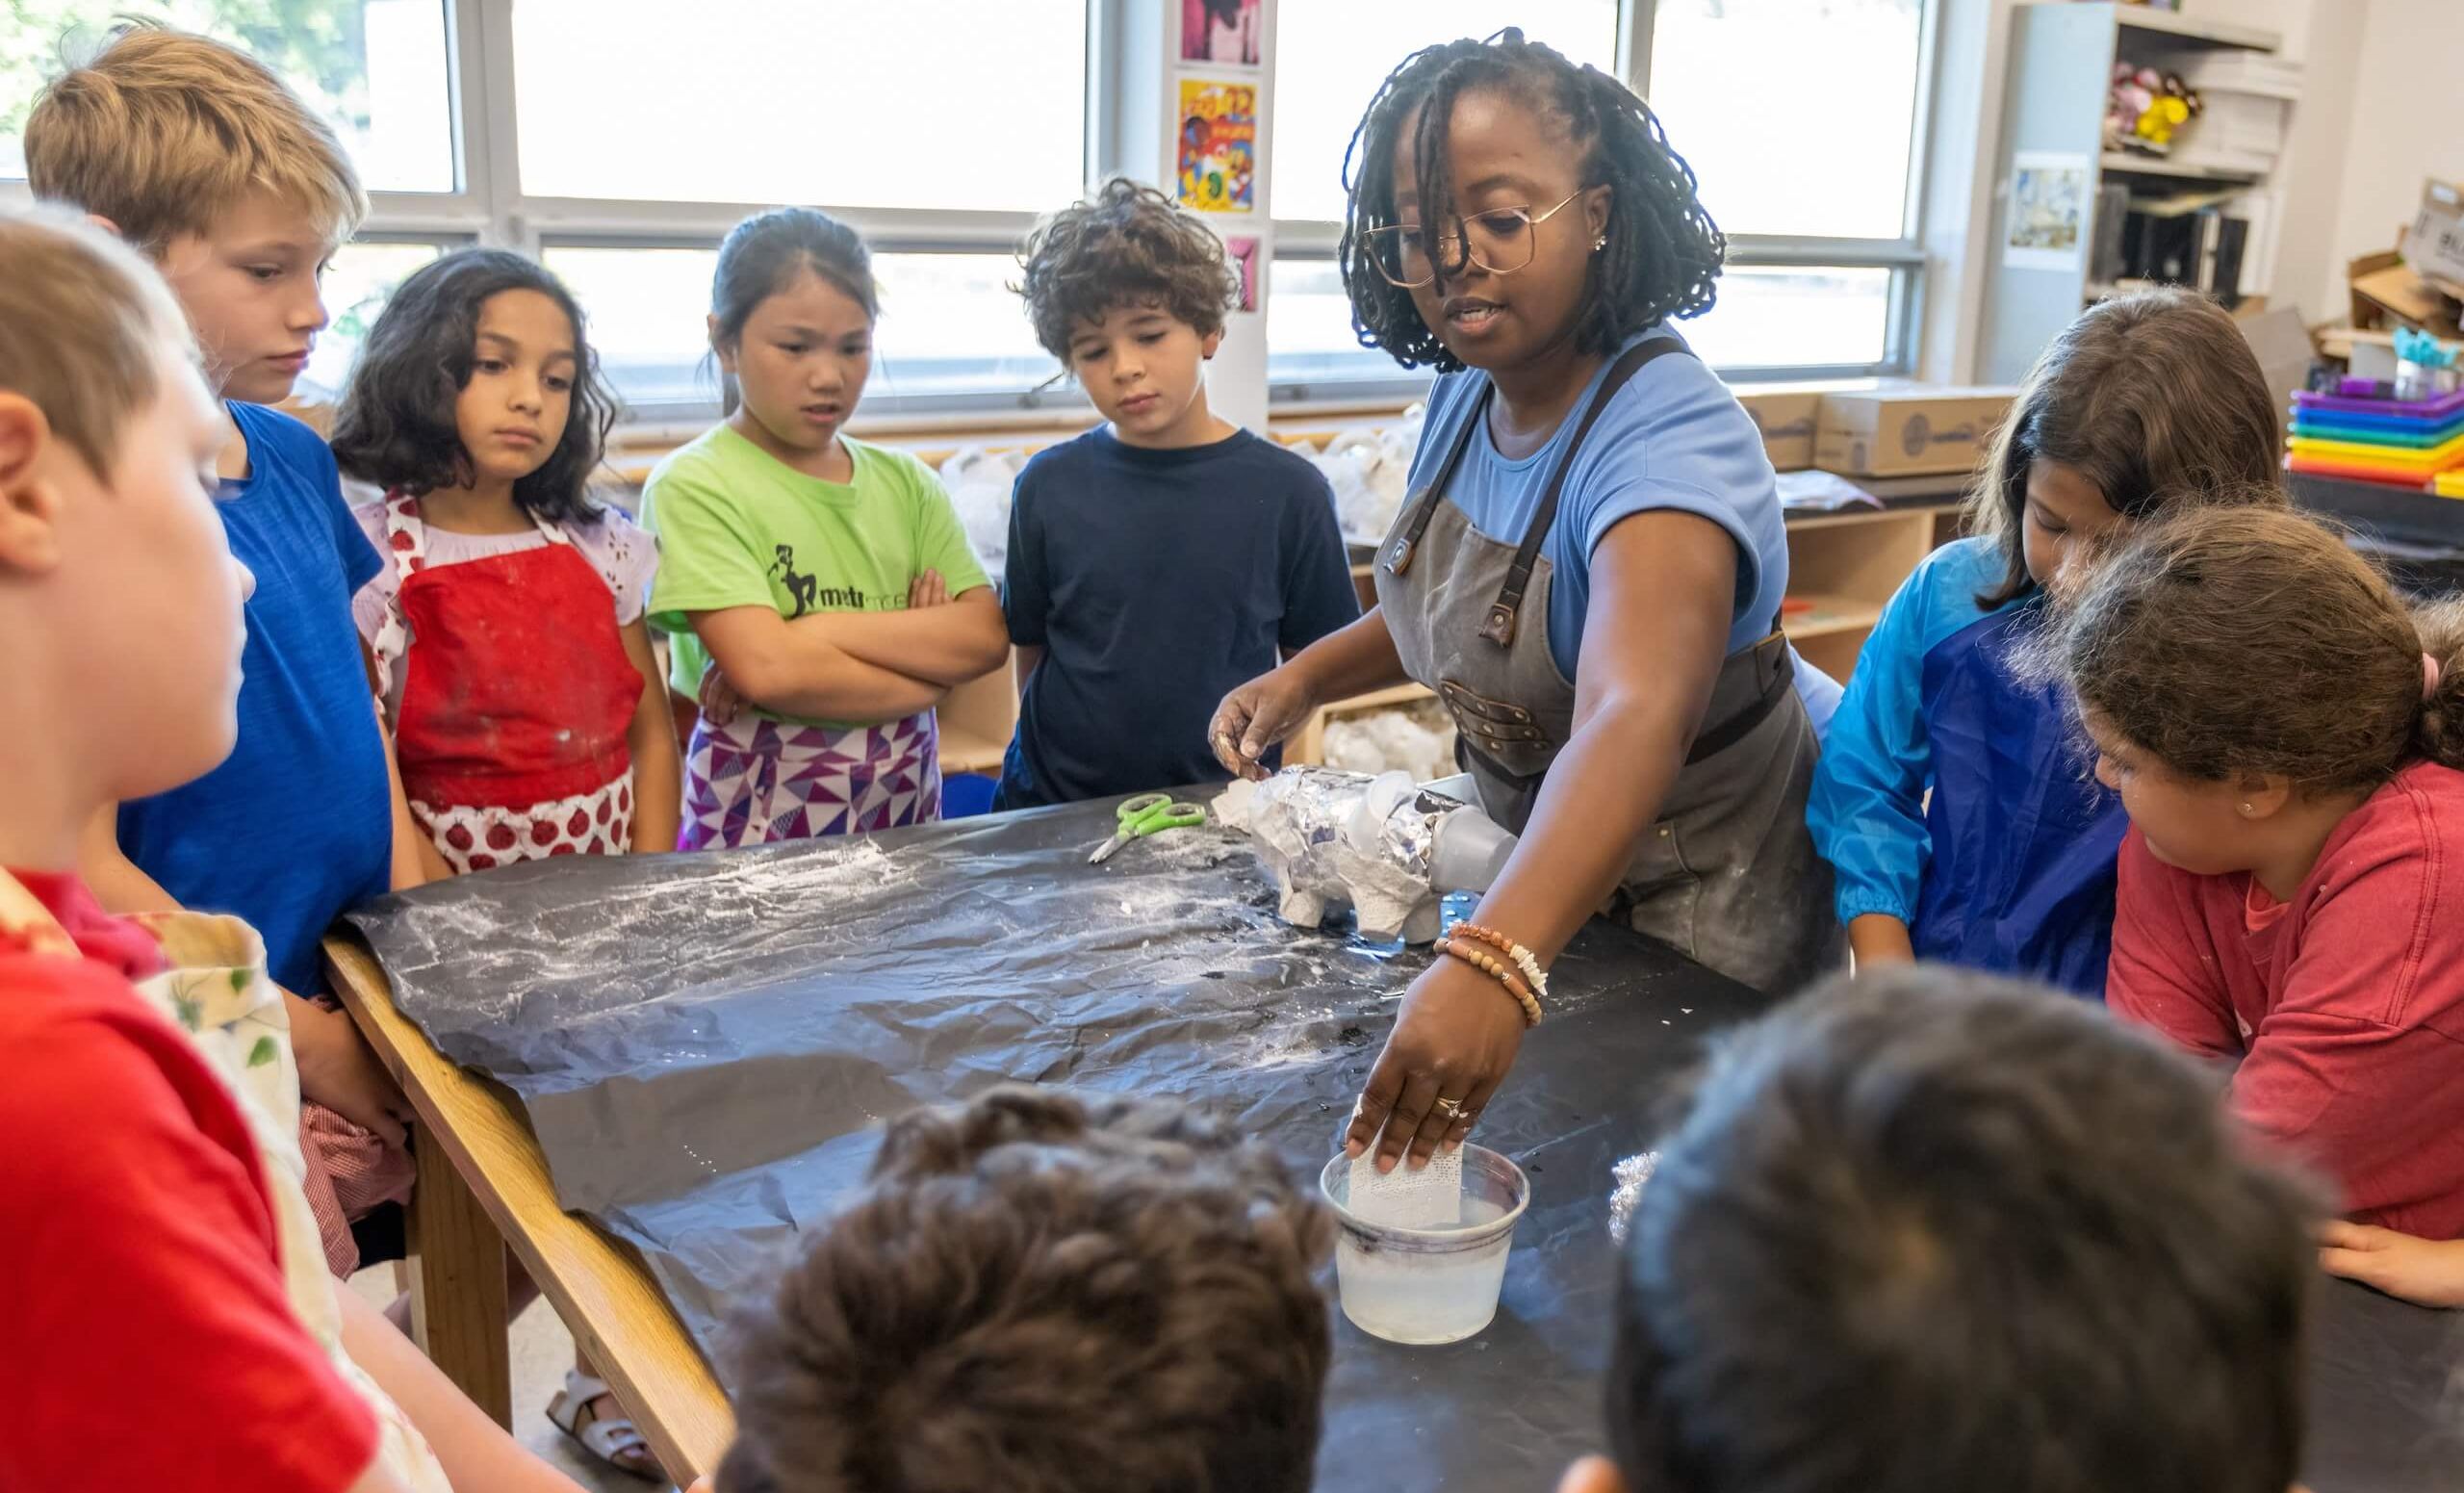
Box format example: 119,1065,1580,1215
1348,954,1527,1171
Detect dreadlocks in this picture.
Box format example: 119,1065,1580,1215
1337,29,1726,373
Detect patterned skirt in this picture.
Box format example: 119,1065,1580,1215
680,708,941,849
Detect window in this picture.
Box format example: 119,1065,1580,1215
0,0,455,192
299,237,449,400
1641,0,1927,376
1270,1,1620,225
1267,0,1933,391
544,245,1061,419
508,0,1087,212
1645,0,1925,241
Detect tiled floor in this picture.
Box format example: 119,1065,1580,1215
346,1269,665,1492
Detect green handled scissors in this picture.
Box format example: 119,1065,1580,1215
1089,792,1208,864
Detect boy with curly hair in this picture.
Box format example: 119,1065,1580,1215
717,1087,1334,1493
996,179,1357,808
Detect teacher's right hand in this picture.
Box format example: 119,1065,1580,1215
1209,662,1322,780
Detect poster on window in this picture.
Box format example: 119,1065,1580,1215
1178,79,1257,214
1226,235,1260,311
2005,151,2090,271
1181,0,1262,66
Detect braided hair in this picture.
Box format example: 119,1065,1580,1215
1338,30,1725,373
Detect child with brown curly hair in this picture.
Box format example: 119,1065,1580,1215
715,1086,1333,1493
994,178,1356,808
2048,502,2464,1240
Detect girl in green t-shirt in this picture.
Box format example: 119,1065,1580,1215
643,209,1008,848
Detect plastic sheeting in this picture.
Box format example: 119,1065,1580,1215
344,797,2464,1492
347,797,1769,1488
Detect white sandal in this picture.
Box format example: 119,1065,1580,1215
546,1370,663,1483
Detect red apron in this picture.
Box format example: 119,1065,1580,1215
371,492,642,872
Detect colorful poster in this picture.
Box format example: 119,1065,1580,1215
1181,0,1262,66
1178,79,1257,215
1226,235,1260,311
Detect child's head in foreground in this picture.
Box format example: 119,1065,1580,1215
1967,287,2285,608
0,207,243,829
718,1085,1334,1493
23,21,366,405
2047,502,2464,879
1015,177,1240,446
1577,965,2319,1493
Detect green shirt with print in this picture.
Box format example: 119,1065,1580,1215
641,423,991,731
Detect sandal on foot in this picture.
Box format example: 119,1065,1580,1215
547,1370,664,1483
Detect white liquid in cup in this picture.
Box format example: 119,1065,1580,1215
1320,1145,1530,1346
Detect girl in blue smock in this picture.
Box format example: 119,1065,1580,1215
1809,289,2286,995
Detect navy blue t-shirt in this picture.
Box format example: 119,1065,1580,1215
117,402,393,992
995,426,1359,807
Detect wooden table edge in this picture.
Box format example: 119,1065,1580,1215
323,934,736,1479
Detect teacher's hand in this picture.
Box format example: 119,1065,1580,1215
1348,954,1528,1171
1209,661,1322,781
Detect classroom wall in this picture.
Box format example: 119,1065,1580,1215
2191,0,2460,324
2326,0,2464,308
1916,0,2019,383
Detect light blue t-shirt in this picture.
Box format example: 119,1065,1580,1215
1408,325,1793,681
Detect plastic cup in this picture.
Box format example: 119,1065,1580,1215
1319,1145,1531,1345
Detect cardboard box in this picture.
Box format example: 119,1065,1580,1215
2348,250,2463,341
2403,179,2464,290
1732,388,1822,471
1815,387,2017,478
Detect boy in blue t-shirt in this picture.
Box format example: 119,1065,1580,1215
997,179,1358,809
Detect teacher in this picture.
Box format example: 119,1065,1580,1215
1211,31,1837,1171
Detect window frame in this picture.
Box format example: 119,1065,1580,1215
1,0,1106,425
1265,0,1940,404
2,0,1939,418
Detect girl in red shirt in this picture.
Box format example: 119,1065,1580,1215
2047,503,2464,1241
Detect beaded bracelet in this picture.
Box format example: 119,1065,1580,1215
1435,937,1545,1027
1451,923,1550,1003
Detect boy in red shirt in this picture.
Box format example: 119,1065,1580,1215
0,208,580,1491
2048,504,2464,1241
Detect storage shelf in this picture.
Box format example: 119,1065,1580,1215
2098,151,2263,183
1782,596,1886,642
2114,7,2280,52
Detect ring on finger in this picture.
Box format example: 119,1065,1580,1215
1432,1096,1463,1120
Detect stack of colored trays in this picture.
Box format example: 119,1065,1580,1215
2289,387,2464,489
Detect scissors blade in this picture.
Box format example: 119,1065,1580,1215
1089,833,1133,865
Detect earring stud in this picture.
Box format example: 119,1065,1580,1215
1593,234,1607,250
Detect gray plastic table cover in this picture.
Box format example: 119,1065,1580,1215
342,797,2464,1492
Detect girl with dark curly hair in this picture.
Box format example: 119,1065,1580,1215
333,248,680,879
1211,31,1839,1173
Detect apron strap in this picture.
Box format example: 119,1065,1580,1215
1683,620,1794,764
1483,337,1693,647
369,490,429,718
1383,386,1488,579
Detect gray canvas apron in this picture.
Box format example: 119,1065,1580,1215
1375,339,1839,993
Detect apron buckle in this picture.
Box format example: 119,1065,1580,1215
1385,535,1417,576
1479,602,1520,647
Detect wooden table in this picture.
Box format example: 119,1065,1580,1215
324,937,735,1480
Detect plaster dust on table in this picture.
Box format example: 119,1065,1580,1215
1607,1150,1660,1243
345,792,1784,1493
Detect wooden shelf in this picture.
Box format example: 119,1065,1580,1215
2113,6,2280,52
2098,151,2263,184
1782,596,1886,642
938,724,1009,776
